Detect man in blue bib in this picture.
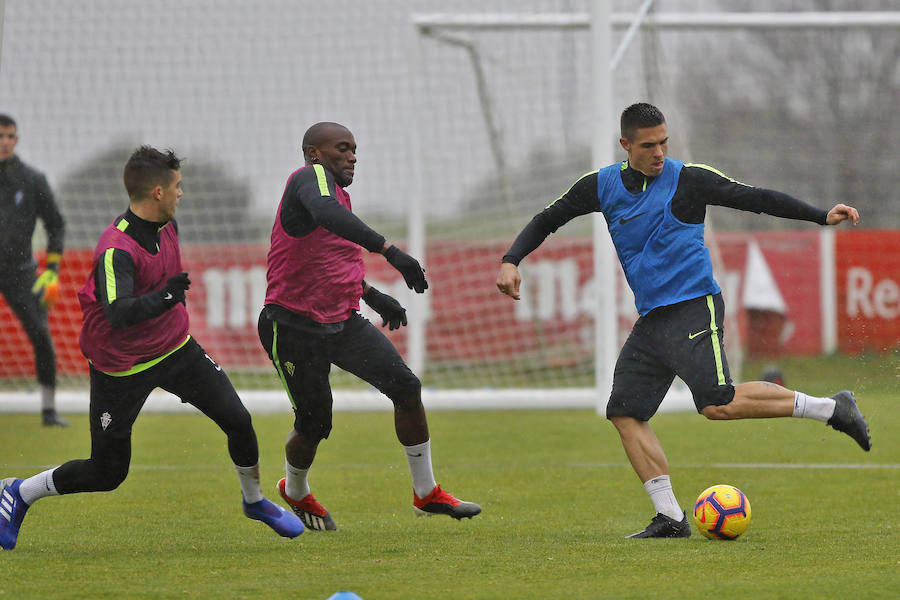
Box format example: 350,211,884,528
496,102,871,538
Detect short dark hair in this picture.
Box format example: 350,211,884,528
0,114,17,129
620,103,666,140
123,145,182,201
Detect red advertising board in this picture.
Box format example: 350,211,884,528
0,230,896,379
835,230,900,354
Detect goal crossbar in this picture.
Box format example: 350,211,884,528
414,11,900,31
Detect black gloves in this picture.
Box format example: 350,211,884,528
362,286,407,330
383,245,428,293
161,272,191,305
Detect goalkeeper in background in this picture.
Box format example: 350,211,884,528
0,113,67,427
496,102,871,539
258,122,480,531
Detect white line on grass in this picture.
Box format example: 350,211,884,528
709,462,898,470
568,462,899,470
6,462,898,471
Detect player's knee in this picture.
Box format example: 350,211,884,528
295,414,332,443
390,381,422,412
607,414,638,434
222,402,254,436
385,373,422,412
701,404,732,420
697,386,736,420
91,459,129,491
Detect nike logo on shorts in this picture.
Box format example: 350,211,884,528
688,329,708,340
164,292,173,301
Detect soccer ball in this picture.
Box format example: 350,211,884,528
693,484,751,540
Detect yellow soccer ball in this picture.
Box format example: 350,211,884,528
693,484,751,540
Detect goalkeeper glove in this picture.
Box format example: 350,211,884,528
160,272,191,306
32,269,60,308
362,286,407,330
383,245,428,293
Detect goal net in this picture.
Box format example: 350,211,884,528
1,1,898,414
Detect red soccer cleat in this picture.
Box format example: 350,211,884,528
413,484,481,520
276,478,337,531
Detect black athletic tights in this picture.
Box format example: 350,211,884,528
52,338,258,494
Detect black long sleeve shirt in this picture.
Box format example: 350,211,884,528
93,209,180,329
279,165,385,252
503,161,828,265
0,155,65,271
265,164,388,333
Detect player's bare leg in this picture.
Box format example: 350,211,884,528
394,395,429,446
701,381,794,419
702,382,871,450
609,416,669,483
610,416,690,538
278,429,335,530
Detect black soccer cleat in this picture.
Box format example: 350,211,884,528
626,511,692,539
827,390,871,451
41,409,69,427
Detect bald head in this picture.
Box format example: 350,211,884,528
302,122,351,163
301,122,358,187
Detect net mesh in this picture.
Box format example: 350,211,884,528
1,1,897,404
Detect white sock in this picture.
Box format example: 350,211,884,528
285,460,310,500
404,440,437,499
792,391,836,422
19,468,60,505
234,462,264,504
40,385,55,411
643,475,683,521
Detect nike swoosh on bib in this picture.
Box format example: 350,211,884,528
619,211,647,225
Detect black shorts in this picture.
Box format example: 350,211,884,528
88,337,249,440
257,309,420,439
606,293,735,421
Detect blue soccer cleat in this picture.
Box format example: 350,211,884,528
1,478,29,550
242,497,304,538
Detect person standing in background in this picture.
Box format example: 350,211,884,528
0,113,67,426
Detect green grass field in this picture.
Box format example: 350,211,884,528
1,354,897,599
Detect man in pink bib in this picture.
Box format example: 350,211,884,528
260,122,480,531
1,146,303,551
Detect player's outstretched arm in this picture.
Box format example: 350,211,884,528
496,262,522,300
825,203,860,226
